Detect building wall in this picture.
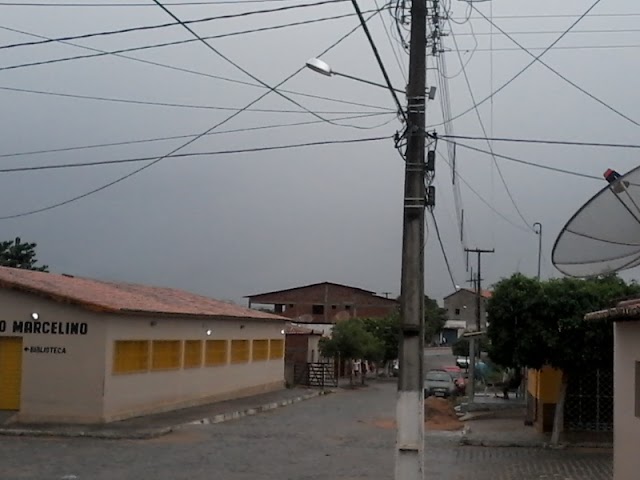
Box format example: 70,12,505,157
250,284,397,323
527,366,563,433
0,290,106,424
614,322,640,480
102,315,285,422
443,290,488,331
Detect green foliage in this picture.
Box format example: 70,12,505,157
486,273,640,372
0,237,48,272
424,296,447,341
395,294,447,341
361,315,400,363
319,318,383,363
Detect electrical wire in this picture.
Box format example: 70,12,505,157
436,137,602,181
0,19,391,113
0,6,387,220
438,134,640,150
447,16,533,233
0,136,390,173
373,0,407,84
454,28,640,37
456,12,640,20
0,9,387,74
150,0,369,130
348,0,406,121
436,151,531,234
0,113,395,159
469,2,640,130
440,0,604,127
0,0,302,5
0,84,394,115
429,209,457,290
0,0,347,50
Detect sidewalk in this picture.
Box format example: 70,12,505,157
459,407,613,449
0,387,331,440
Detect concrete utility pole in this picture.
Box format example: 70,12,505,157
465,248,494,332
396,0,427,479
533,222,542,280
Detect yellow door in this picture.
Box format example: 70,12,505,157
0,337,23,410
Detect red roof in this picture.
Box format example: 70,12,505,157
0,266,286,321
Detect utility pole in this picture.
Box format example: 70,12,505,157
534,222,542,280
396,0,427,479
464,248,493,404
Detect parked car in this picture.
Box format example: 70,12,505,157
442,366,466,395
455,356,470,369
424,369,457,398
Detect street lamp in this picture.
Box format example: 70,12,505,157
305,57,407,94
533,222,542,280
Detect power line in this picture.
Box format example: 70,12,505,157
439,134,640,150
439,0,604,127
0,18,392,114
436,137,602,181
446,16,533,233
428,209,457,290
470,2,640,130
454,28,640,37
0,0,346,50
149,0,360,130
455,12,640,20
373,0,407,84
0,136,390,173
0,6,385,220
466,44,640,52
436,150,531,234
0,84,393,115
0,112,394,159
0,9,384,74
0,0,301,5
348,0,406,121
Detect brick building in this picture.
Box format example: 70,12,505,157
246,282,398,327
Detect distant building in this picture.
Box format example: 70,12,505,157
441,288,492,343
246,282,398,333
0,267,287,424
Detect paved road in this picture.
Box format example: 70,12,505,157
424,347,455,371
0,382,611,480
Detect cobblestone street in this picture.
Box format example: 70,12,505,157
0,382,611,480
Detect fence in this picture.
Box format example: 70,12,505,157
565,369,613,432
293,362,337,388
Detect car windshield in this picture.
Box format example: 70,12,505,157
426,372,451,382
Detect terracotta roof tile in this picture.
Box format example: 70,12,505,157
0,266,286,321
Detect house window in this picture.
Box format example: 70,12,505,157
455,308,461,315
269,339,284,359
205,340,227,366
113,340,149,374
230,340,250,364
345,305,352,311
183,340,203,369
636,362,640,418
312,304,324,315
288,304,294,308
252,339,269,361
151,340,182,371
331,305,337,310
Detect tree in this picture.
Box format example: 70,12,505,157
0,237,48,271
424,296,447,343
361,314,400,367
451,336,489,358
487,273,640,445
319,318,381,386
395,294,447,343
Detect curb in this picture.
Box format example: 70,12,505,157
0,389,333,440
183,390,332,426
459,431,613,450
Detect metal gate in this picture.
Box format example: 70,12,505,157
565,369,613,432
293,362,337,388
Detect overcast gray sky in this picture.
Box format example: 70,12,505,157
0,0,638,304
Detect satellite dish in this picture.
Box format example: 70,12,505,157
552,166,640,277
